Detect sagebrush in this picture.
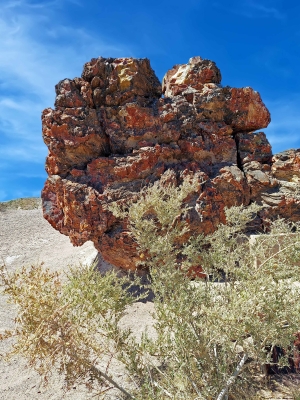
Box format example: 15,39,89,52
1,171,300,399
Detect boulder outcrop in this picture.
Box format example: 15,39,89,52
42,56,300,270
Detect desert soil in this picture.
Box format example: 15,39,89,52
0,199,154,399
0,198,299,399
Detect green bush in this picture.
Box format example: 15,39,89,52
1,171,300,399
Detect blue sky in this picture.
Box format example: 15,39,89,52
0,0,300,201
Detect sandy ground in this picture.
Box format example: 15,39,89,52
1,204,300,399
0,206,155,399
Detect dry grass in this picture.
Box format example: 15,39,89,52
0,197,41,212
1,192,300,399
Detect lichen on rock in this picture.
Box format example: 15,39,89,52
42,56,300,270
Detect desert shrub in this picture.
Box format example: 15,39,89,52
0,263,139,397
1,171,300,399
110,172,300,399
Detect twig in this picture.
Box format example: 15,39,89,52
259,242,300,269
89,364,135,399
152,381,173,398
190,378,202,397
216,353,248,400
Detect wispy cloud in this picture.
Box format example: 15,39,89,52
245,1,284,19
0,2,129,100
0,0,132,200
226,0,285,20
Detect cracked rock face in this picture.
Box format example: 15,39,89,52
42,56,300,270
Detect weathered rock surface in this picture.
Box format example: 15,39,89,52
42,56,300,270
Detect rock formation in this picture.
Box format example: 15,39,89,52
42,56,300,270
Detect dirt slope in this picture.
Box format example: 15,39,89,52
0,200,154,400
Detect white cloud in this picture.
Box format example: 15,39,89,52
0,144,46,163
0,0,131,167
0,0,133,199
0,7,129,101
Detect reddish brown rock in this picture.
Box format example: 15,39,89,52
272,149,300,181
82,57,162,107
42,56,300,270
236,131,272,166
42,107,110,175
162,56,221,97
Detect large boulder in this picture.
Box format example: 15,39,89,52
42,56,300,270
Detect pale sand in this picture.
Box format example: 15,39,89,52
0,208,154,399
1,207,299,399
